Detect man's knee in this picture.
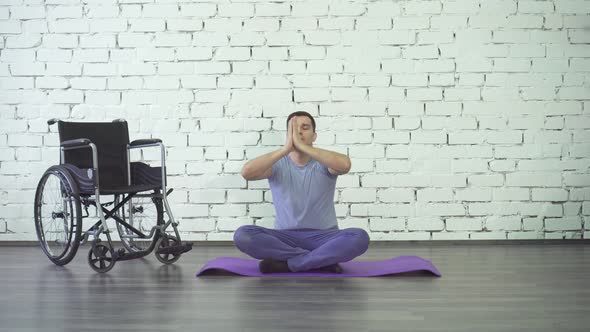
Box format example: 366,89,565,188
344,228,370,254
233,225,259,251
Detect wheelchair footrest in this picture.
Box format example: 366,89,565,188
115,249,150,261
156,242,193,255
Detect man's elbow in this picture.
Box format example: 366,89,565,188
338,158,351,174
343,158,352,173
241,165,252,180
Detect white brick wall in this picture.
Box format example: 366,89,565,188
1,0,589,242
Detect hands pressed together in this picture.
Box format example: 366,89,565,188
283,117,305,154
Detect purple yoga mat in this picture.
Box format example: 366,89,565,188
196,256,441,277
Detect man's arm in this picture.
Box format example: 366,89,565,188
241,148,288,181
298,145,351,175
242,118,296,181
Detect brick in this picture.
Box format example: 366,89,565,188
393,16,429,30
154,33,191,47
166,19,204,32
408,217,444,231
292,75,330,88
417,189,453,202
218,3,253,17
6,34,42,49
369,218,405,232
294,88,329,102
493,188,529,201
545,217,582,231
281,18,318,31
564,174,590,187
486,216,521,231
180,4,217,17
292,2,328,16
408,88,443,101
203,18,242,32
417,203,466,216
341,189,377,203
211,204,247,217
446,217,483,231
411,131,446,144
128,19,164,32
305,31,340,45
176,47,212,61
321,102,386,116
267,32,303,46
373,131,409,144
270,61,305,74
193,32,228,46
256,3,290,16
215,47,250,61
230,33,266,46
368,88,405,102
455,188,492,202
532,189,568,202
506,172,562,187
227,190,263,203
320,18,355,30
356,17,393,30
308,60,344,73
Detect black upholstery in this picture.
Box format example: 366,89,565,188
130,139,162,146
57,121,163,195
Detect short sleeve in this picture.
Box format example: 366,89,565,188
318,161,338,179
269,156,283,182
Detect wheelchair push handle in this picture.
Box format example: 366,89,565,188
49,119,126,125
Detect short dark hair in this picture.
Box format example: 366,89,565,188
286,111,316,132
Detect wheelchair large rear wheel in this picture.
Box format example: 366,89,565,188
116,192,164,253
34,166,82,266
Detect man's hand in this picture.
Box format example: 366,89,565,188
287,116,351,175
292,117,306,152
282,117,295,154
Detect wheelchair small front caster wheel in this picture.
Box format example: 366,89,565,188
88,244,116,273
155,235,182,265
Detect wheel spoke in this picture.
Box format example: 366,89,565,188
36,170,82,266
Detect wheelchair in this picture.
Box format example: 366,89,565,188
34,119,192,273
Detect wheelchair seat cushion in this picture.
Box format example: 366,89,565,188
61,163,162,195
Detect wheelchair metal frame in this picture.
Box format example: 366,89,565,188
52,118,179,246
36,119,192,272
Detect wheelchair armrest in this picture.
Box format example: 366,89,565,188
61,138,92,149
60,139,99,181
129,139,162,147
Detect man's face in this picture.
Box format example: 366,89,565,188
293,116,317,146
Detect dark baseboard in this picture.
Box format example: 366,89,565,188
1,239,588,246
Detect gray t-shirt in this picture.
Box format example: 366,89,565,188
269,154,339,230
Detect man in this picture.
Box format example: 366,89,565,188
234,111,370,273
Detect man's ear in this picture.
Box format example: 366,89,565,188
312,132,317,142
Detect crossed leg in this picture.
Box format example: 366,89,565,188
233,225,370,272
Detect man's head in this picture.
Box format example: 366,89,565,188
286,111,317,146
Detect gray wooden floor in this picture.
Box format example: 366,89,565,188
0,243,588,332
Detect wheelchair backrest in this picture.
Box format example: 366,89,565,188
58,121,130,189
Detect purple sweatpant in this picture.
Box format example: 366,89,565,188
233,225,370,272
